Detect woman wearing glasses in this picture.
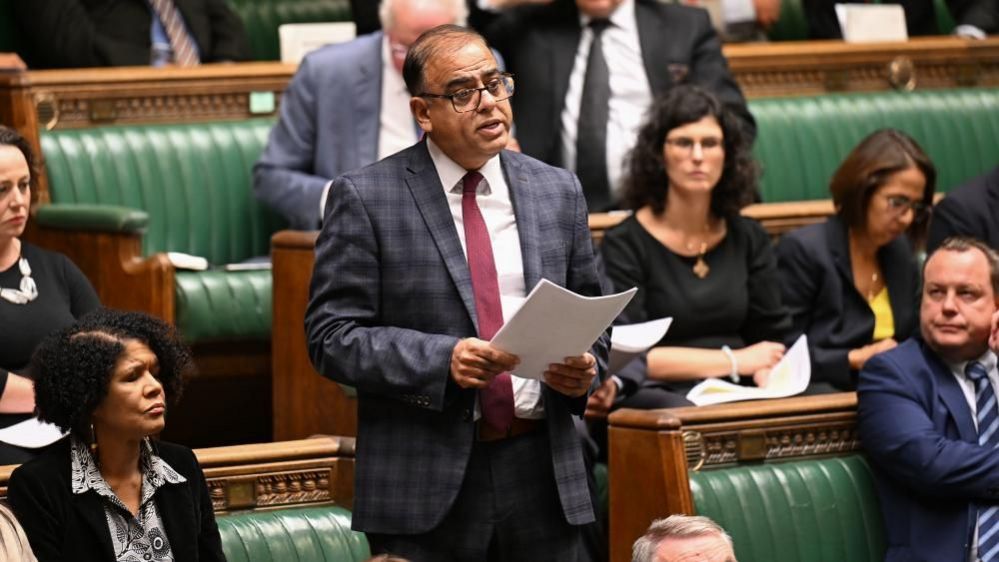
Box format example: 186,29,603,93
777,129,936,391
601,86,790,408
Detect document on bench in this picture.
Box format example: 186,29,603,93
491,279,637,380
0,417,67,449
608,317,673,375
685,335,810,406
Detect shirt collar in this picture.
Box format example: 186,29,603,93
949,349,998,381
579,0,636,33
71,436,187,506
426,137,505,197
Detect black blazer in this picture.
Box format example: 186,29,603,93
927,165,999,252
484,0,754,168
13,0,250,69
8,439,225,562
776,216,919,390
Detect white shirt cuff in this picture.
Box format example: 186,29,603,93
955,24,986,39
319,180,333,224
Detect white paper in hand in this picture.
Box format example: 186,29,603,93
608,317,673,374
685,335,810,406
0,417,67,448
490,279,636,380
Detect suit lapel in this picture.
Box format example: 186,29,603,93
549,23,581,147
73,492,117,559
405,143,479,328
353,33,383,167
636,1,670,94
924,342,979,442
879,238,914,335
503,153,541,290
827,217,857,295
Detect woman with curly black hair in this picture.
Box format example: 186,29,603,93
7,308,225,561
0,125,99,464
601,86,790,408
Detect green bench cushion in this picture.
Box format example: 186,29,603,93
750,88,999,202
218,506,370,562
226,0,353,61
175,269,272,342
691,455,885,562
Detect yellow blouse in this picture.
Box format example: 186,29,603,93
868,287,895,341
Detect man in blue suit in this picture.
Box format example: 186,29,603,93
858,236,999,562
253,0,468,230
305,24,608,561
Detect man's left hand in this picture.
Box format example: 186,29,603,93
584,377,617,419
990,310,999,354
544,353,597,398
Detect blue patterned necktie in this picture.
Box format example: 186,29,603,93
968,360,999,562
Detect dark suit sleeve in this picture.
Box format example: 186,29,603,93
11,0,149,68
8,465,66,561
858,352,999,500
305,175,460,411
948,0,999,32
740,219,789,344
59,254,100,319
686,9,756,138
253,55,330,230
185,449,226,561
776,232,853,389
927,195,976,253
202,0,250,62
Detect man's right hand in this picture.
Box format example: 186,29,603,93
450,338,520,389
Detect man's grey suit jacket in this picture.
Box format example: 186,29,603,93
305,141,610,535
253,32,384,230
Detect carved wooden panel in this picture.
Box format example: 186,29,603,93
684,420,862,470
207,468,336,512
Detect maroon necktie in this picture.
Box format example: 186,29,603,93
462,172,514,432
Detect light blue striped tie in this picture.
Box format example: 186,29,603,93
969,361,999,562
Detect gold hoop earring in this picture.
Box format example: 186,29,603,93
89,423,98,456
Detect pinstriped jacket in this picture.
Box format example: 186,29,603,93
305,141,609,535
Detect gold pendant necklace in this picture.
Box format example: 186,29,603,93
692,241,710,279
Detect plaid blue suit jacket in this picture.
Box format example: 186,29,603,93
306,141,609,535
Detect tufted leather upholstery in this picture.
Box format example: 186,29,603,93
218,506,370,562
691,455,885,562
226,0,353,61
41,120,285,341
750,88,999,202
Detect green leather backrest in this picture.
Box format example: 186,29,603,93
691,455,885,562
767,0,810,41
749,88,999,202
226,0,353,61
41,119,286,264
218,506,371,562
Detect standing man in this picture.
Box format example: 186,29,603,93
305,24,609,561
858,236,999,562
485,0,752,211
253,0,468,230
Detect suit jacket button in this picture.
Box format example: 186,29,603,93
462,408,472,422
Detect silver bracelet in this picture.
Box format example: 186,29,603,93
721,345,740,383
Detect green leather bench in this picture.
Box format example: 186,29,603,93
750,87,999,202
691,455,884,561
219,506,370,562
36,119,284,343
226,0,353,61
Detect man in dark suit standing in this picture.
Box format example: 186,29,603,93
485,0,752,211
12,0,249,69
858,236,999,562
305,24,609,561
928,166,999,253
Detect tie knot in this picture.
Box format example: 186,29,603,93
589,18,611,34
462,172,484,195
967,361,990,383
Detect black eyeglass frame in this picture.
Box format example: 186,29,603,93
418,73,516,113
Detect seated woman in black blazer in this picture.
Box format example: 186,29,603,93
8,309,225,561
776,129,936,391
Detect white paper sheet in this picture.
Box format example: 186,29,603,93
608,317,673,374
0,417,67,448
490,279,637,380
835,4,908,42
685,335,810,406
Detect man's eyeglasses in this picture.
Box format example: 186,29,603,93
882,194,929,217
419,73,515,113
664,137,724,155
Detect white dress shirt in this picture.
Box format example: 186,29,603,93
947,349,999,562
559,0,652,202
426,138,544,419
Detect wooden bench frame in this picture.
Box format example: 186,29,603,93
0,436,356,514
607,393,860,562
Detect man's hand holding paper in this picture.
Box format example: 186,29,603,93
450,338,520,390
543,353,598,398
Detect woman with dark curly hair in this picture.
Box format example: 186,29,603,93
777,129,935,391
601,86,789,408
0,125,99,464
7,308,225,561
